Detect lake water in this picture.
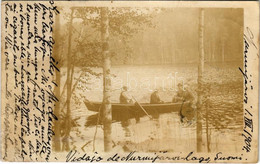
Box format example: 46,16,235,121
60,63,243,153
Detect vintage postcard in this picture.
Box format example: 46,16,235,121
1,1,259,163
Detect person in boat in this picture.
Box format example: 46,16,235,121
173,83,194,103
150,89,164,104
173,83,195,123
120,86,134,104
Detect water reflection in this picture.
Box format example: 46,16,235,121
110,111,242,152
121,120,131,138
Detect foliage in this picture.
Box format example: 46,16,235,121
68,7,155,67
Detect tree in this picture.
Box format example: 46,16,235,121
197,8,204,152
101,7,112,152
63,8,75,151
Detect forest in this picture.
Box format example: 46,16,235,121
56,8,243,67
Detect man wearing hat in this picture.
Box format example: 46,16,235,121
173,83,195,123
150,89,164,104
120,86,134,104
173,83,194,103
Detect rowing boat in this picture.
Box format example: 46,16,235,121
84,101,193,126
84,101,189,114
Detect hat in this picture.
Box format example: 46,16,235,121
122,86,128,91
177,83,183,87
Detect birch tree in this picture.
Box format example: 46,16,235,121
197,8,204,152
101,7,112,152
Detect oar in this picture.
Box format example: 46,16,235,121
179,99,185,123
132,96,152,119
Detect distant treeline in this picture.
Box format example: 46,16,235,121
55,8,243,67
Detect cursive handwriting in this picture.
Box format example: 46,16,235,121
65,151,245,163
2,1,60,161
239,27,258,153
66,150,103,162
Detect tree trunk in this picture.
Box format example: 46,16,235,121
221,38,225,63
208,40,211,62
101,7,112,152
197,8,204,152
63,8,74,151
206,98,210,152
53,9,61,152
212,39,215,61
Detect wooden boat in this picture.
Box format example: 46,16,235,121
85,100,190,116
84,100,193,126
